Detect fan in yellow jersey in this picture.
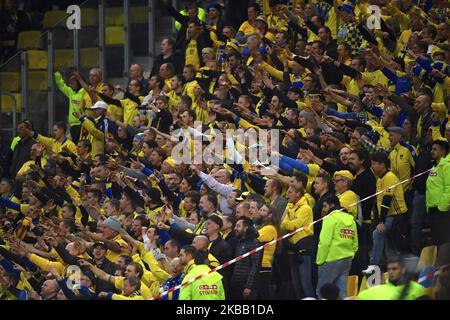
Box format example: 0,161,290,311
369,152,408,267
80,259,155,300
253,203,278,299
24,122,77,156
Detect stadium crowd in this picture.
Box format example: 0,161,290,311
1,0,450,300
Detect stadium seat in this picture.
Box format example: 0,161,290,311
80,48,99,68
0,72,21,92
27,50,48,70
423,287,435,299
346,275,359,298
130,6,148,24
1,93,22,113
359,275,367,293
81,7,98,27
17,31,43,50
52,28,73,49
55,49,74,67
80,27,99,48
436,242,450,268
417,246,438,271
382,272,388,284
105,7,124,26
105,26,125,45
28,71,48,91
43,10,67,29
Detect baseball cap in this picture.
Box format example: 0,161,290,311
208,214,223,228
90,101,108,110
288,86,303,95
93,241,107,249
333,170,354,181
387,126,405,136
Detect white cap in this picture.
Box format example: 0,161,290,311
90,101,108,110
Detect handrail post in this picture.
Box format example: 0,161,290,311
48,31,55,134
148,0,155,71
99,0,106,79
124,0,130,87
20,51,28,120
73,28,80,71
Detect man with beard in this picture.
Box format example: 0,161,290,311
131,215,150,242
230,217,262,300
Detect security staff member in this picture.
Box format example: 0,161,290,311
179,249,225,300
426,139,450,246
316,196,358,299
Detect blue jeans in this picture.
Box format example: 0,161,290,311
410,191,426,255
370,216,395,265
289,253,315,299
316,258,353,299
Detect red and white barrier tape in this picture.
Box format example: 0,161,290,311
151,167,435,300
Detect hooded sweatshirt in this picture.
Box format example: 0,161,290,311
316,208,359,265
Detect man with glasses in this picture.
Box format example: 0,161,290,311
333,170,360,222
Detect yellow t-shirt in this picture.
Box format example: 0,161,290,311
238,21,255,36
258,224,277,269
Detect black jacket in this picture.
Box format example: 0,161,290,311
351,168,377,221
9,136,35,177
92,258,118,294
224,230,239,259
231,226,262,290
210,236,232,265
312,190,335,240
151,108,173,134
150,51,185,77
412,144,433,195
165,3,213,68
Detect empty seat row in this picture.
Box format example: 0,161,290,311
1,93,22,113
42,6,148,29
18,24,125,51
0,71,47,92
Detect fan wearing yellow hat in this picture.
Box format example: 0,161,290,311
333,170,361,221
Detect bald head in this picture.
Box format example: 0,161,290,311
41,279,59,299
214,169,230,184
192,235,209,250
129,64,143,80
